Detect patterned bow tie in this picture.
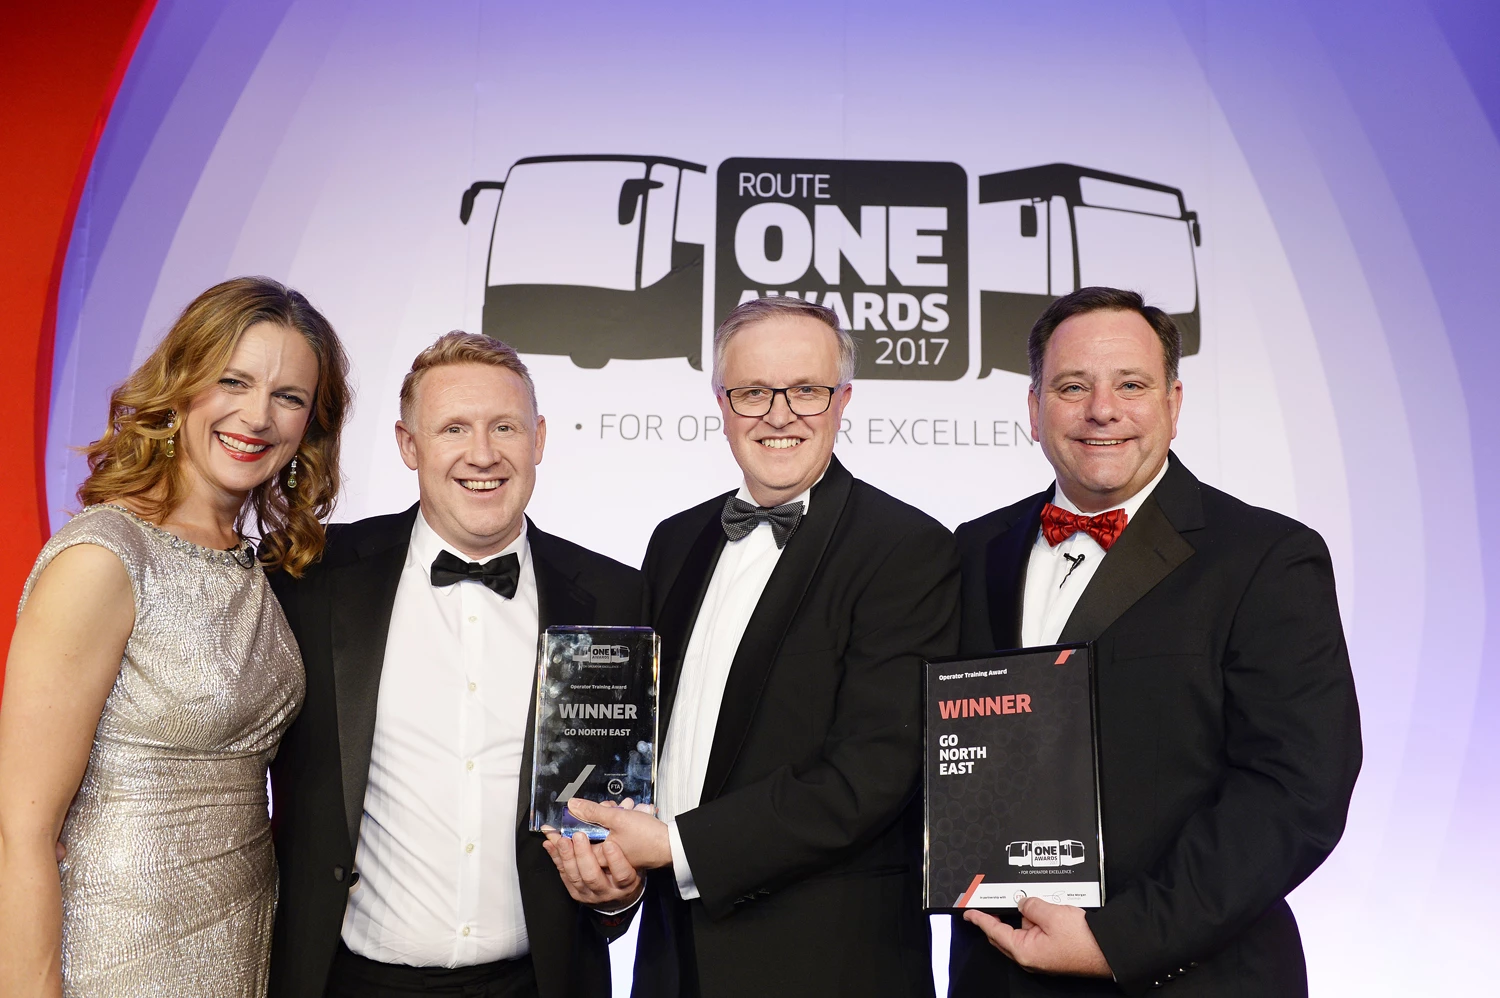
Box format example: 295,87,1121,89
1040,503,1128,551
721,496,805,548
430,550,520,599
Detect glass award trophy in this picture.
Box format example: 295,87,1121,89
529,626,660,840
923,642,1104,911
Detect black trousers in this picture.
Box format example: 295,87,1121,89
326,942,539,998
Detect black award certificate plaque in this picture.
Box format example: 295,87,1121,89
923,643,1104,911
529,626,659,841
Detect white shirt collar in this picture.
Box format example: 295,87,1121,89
411,506,530,571
1051,456,1171,522
734,467,824,516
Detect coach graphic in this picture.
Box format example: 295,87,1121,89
460,155,711,369
462,156,1200,379
972,164,1202,378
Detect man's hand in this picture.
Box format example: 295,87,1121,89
963,897,1112,977
541,798,652,909
565,797,673,870
541,826,645,910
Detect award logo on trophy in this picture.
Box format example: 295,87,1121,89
529,626,660,840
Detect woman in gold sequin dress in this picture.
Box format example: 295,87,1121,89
0,278,351,998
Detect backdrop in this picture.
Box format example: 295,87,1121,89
4,1,1498,993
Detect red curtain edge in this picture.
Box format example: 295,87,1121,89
32,0,160,544
2,0,158,690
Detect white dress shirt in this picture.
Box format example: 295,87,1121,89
656,480,817,900
1021,459,1170,648
342,512,538,967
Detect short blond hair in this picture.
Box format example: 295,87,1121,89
399,332,537,424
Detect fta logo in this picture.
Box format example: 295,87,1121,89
714,159,968,381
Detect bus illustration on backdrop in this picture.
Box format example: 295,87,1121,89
971,164,1202,378
460,157,1200,379
460,155,710,368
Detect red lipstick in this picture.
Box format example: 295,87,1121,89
215,431,272,462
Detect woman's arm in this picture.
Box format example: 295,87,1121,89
0,545,134,998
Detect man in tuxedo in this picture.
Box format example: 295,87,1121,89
948,287,1361,996
267,332,645,998
552,297,959,997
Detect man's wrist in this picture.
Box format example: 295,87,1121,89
1083,906,1125,983
593,882,646,917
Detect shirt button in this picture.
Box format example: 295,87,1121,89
468,682,477,692
468,615,477,623
461,926,471,937
465,842,475,853
465,760,475,771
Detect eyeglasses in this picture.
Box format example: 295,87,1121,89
722,385,839,417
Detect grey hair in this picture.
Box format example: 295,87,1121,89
711,296,858,389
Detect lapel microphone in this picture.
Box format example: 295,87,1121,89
1061,552,1086,588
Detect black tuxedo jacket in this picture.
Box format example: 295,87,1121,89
266,506,645,998
948,454,1361,997
630,456,960,998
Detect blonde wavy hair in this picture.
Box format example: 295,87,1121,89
78,277,352,576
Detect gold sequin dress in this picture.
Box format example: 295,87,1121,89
19,504,305,997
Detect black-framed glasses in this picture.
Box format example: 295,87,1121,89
723,385,839,417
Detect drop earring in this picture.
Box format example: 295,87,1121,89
164,410,176,459
286,456,298,490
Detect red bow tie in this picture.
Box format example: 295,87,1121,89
1040,503,1128,551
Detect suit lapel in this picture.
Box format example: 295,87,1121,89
656,511,728,735
329,506,416,849
699,458,854,802
1057,460,1198,644
985,491,1050,649
531,522,595,633
518,522,596,833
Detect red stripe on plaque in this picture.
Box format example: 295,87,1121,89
1055,649,1074,665
956,874,985,907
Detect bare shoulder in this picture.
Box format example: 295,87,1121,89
21,505,152,603
21,543,135,632
30,543,133,597
6,542,135,734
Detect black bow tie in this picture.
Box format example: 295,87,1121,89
721,496,805,548
430,550,520,599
